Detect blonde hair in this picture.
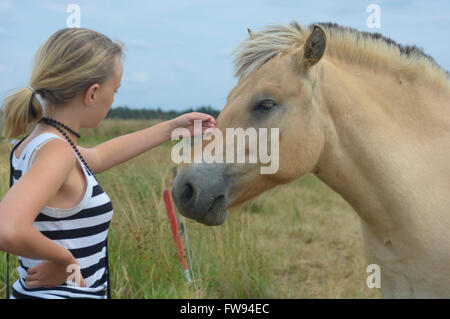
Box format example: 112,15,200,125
2,28,124,139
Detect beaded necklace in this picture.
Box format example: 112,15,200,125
38,117,93,175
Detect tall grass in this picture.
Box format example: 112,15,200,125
0,119,380,298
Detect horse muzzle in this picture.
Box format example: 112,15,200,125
171,163,230,226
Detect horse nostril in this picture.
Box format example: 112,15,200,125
181,182,194,205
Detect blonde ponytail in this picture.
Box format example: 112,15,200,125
2,87,43,139
1,28,123,139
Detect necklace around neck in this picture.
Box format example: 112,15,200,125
39,117,81,138
38,117,93,175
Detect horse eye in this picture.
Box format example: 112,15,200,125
254,99,276,112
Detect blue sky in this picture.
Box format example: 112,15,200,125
0,0,449,111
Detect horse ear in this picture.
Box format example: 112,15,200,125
247,28,255,39
295,25,327,72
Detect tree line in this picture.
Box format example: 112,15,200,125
105,105,221,120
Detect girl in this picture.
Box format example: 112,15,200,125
0,28,216,299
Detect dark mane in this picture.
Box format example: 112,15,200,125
310,22,447,74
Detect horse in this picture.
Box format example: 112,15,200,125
171,22,450,298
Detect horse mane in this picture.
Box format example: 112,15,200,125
232,22,449,88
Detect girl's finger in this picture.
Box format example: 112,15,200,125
197,113,214,122
25,274,39,282
25,280,41,288
27,267,37,275
202,123,214,129
205,115,216,123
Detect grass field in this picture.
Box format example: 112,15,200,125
0,119,381,298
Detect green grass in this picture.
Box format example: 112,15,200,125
0,119,380,298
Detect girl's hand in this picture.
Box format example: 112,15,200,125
25,259,87,289
171,112,216,137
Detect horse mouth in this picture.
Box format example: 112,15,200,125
209,195,226,212
196,195,228,226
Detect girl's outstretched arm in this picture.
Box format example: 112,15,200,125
79,112,216,173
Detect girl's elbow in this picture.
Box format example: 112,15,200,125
0,222,21,252
0,227,13,252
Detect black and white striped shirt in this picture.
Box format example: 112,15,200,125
9,132,114,299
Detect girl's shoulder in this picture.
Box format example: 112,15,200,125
13,132,77,174
28,139,77,178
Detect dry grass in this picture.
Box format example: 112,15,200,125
239,176,381,298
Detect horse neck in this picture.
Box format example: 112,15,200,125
314,57,449,230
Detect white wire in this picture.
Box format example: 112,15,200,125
172,166,202,297
180,215,196,288
179,214,202,298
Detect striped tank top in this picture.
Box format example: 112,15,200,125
9,132,113,299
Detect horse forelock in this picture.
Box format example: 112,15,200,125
232,22,308,79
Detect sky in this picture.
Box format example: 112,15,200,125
0,0,449,111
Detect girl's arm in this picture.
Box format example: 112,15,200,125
79,113,216,174
0,139,79,267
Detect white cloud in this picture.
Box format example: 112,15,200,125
125,38,149,49
0,63,14,74
0,26,7,36
216,47,233,56
35,0,67,13
0,0,14,13
127,71,149,84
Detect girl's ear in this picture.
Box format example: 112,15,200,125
84,83,100,105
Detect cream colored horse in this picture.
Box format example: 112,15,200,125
171,22,450,298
